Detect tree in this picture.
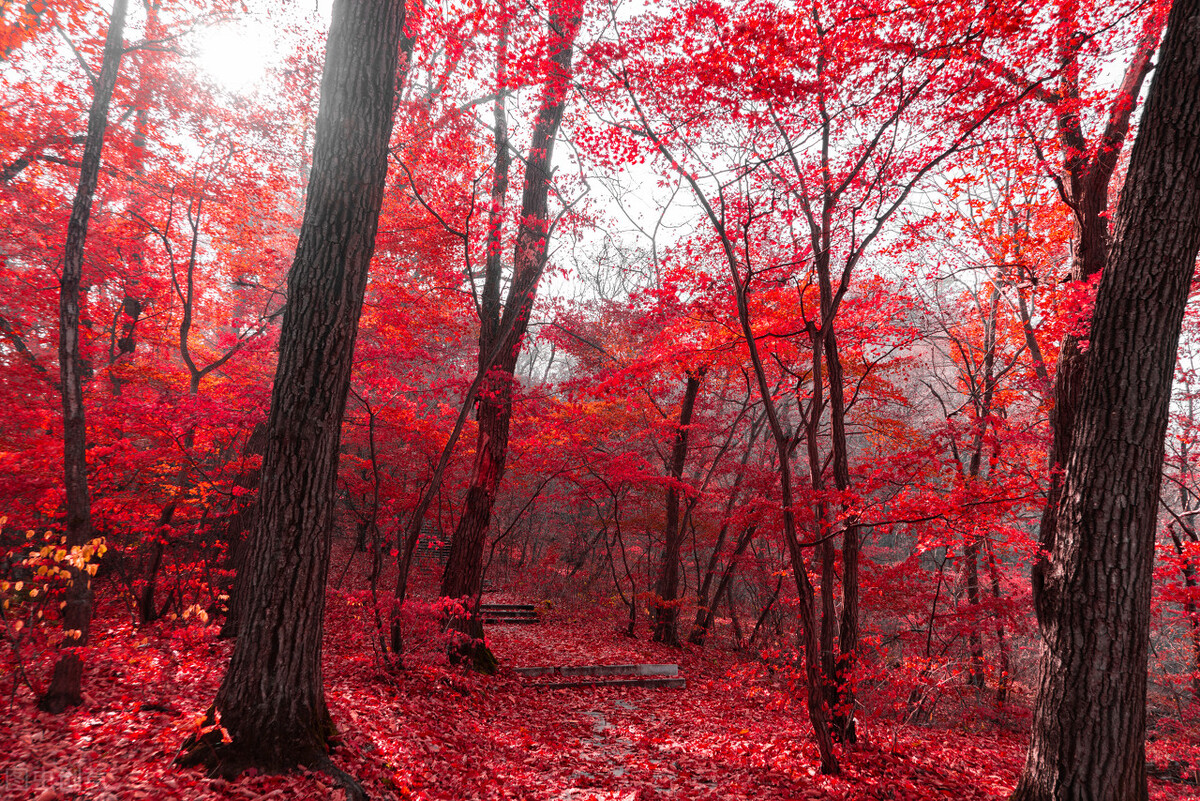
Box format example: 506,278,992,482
39,0,128,715
650,367,704,646
587,0,1049,767
178,0,409,787
1026,0,1168,628
438,0,583,670
1011,0,1200,794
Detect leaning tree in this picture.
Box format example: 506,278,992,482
1012,0,1200,796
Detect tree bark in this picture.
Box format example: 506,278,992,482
1031,0,1164,622
39,0,128,715
178,0,405,781
1012,0,1200,795
440,2,582,671
652,370,703,646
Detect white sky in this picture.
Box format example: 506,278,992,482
196,1,333,93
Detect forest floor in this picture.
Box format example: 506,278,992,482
3,564,1200,800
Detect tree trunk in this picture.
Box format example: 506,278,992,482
1030,0,1163,624
745,574,782,652
1168,527,1200,701
963,285,1001,692
984,536,1011,706
39,0,128,715
652,370,703,646
689,413,763,645
1012,1,1200,795
217,422,268,640
177,0,405,782
690,525,755,647
440,2,582,670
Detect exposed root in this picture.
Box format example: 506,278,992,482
315,753,368,801
176,712,368,799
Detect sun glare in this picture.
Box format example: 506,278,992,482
197,23,275,93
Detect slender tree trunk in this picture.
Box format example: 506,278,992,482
39,0,128,715
1167,527,1200,701
440,2,582,670
1012,1,1200,795
217,422,268,640
821,279,862,744
689,414,763,645
963,284,1001,691
690,526,755,646
984,537,1011,705
738,300,838,772
178,0,405,783
386,12,506,663
652,370,703,646
745,574,781,652
138,500,177,623
725,580,745,648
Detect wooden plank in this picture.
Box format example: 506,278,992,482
513,664,679,678
535,676,687,690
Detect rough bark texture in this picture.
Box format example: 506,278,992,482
1031,0,1163,621
178,0,403,778
39,0,128,715
440,2,582,670
1012,0,1200,795
652,370,703,646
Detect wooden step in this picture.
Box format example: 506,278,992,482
413,545,450,560
480,602,539,625
535,676,687,690
483,610,538,618
513,663,679,678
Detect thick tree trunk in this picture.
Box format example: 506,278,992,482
1030,0,1162,622
1012,1,1200,795
39,0,128,715
652,370,703,646
440,2,582,670
177,0,404,781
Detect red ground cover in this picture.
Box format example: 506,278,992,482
3,585,1198,800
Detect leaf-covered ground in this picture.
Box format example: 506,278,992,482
4,584,1199,801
